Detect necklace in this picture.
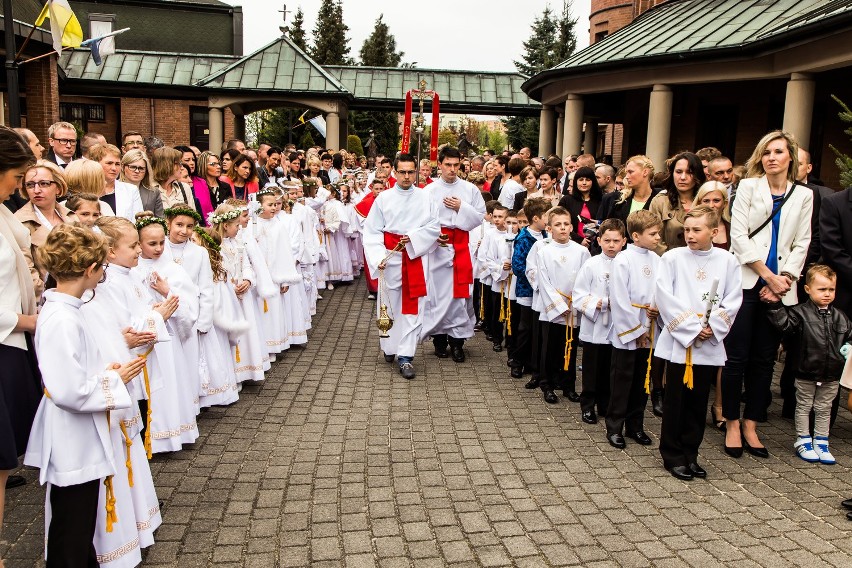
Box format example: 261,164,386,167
691,251,712,280
169,240,188,265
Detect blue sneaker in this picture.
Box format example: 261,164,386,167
814,436,836,465
794,436,819,463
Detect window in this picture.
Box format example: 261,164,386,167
88,13,115,38
60,103,106,123
594,30,608,43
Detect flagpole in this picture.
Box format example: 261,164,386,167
18,45,72,65
3,0,22,126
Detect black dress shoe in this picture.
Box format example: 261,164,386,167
841,498,852,510
669,465,694,480
847,511,852,521
507,358,518,367
564,390,580,403
581,410,597,424
724,444,743,458
473,321,483,331
384,353,395,363
544,390,558,404
434,347,449,359
485,333,493,342
744,440,769,458
450,346,465,363
688,462,707,478
399,362,416,380
524,377,540,389
5,475,25,489
626,430,653,445
651,389,664,417
492,343,503,352
607,432,626,449
511,367,524,379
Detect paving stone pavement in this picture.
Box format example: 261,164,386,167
4,277,852,567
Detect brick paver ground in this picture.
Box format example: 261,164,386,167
4,277,852,567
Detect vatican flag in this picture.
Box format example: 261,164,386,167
34,0,84,54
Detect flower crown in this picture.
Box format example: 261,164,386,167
193,226,220,252
163,206,202,224
257,187,277,198
207,208,242,226
135,215,168,233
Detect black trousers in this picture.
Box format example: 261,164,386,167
606,347,650,435
511,303,537,371
488,288,505,346
481,283,494,333
540,322,579,392
651,355,666,391
432,334,464,349
47,479,100,568
580,342,612,414
721,285,781,422
659,363,716,469
505,300,521,355
473,278,485,328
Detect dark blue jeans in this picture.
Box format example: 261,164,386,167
721,284,782,422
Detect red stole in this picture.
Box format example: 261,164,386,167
354,192,376,218
441,227,473,299
383,232,426,315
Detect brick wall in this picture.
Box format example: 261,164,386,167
590,0,670,44
23,55,60,140
119,98,234,151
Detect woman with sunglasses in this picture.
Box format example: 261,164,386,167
120,149,164,217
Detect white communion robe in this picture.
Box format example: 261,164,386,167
321,199,354,283
363,185,441,359
421,176,487,340
290,201,321,313
573,253,617,345
608,244,661,350
238,224,279,361
654,247,743,366
535,240,591,325
277,211,312,342
222,236,266,382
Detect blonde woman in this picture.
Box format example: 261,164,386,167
151,147,195,210
63,158,115,216
600,155,661,236
16,161,72,254
721,130,813,458
120,148,163,216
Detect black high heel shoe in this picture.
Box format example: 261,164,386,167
710,406,726,431
743,438,769,459
724,421,743,458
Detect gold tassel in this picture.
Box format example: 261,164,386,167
506,276,513,336
104,475,117,532
563,300,574,371
644,324,655,395
141,347,154,460
263,299,268,313
683,346,694,390
119,421,134,487
479,282,486,320
235,344,241,363
499,281,506,322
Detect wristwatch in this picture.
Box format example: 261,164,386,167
780,271,798,282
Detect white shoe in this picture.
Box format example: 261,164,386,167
316,294,323,300
814,436,836,465
794,436,820,462
327,283,334,290
367,293,376,300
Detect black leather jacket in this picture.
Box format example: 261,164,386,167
767,300,852,382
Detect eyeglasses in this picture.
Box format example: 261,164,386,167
51,138,77,146
208,161,221,167
124,165,146,173
24,180,57,190
98,263,109,283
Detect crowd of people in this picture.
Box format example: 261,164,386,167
2,120,852,567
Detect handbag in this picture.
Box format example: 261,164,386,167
748,182,797,239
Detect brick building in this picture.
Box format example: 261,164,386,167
589,0,668,44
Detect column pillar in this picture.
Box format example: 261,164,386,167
783,72,816,150
208,107,224,154
555,112,565,157
326,112,340,151
645,84,673,171
563,94,584,157
583,121,599,158
339,108,349,151
233,114,246,141
538,105,556,157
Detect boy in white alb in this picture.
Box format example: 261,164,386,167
656,206,742,480
535,207,591,404
472,200,497,336
606,210,662,450
479,204,512,352
573,218,627,424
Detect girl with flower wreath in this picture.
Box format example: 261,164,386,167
320,184,354,289
208,203,267,383
276,190,312,344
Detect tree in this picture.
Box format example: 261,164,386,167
830,95,852,188
310,0,351,65
299,129,316,150
347,134,365,156
289,7,309,53
359,15,404,66
506,1,579,154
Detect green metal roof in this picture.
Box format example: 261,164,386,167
60,50,238,86
525,0,852,96
195,36,349,95
324,66,535,109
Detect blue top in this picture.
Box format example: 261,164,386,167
765,194,784,275
511,227,546,298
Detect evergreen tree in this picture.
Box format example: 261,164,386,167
311,0,351,65
359,15,404,66
830,95,852,188
289,7,309,53
506,1,579,154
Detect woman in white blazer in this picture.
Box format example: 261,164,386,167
722,130,813,459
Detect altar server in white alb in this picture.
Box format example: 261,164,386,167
421,147,487,362
363,153,441,380
655,206,742,481
26,225,146,567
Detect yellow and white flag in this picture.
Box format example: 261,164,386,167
34,0,84,54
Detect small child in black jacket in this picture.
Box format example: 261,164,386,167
767,265,852,465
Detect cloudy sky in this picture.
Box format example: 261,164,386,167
222,1,591,73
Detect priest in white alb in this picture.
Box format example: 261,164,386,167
420,147,487,362
363,153,441,380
